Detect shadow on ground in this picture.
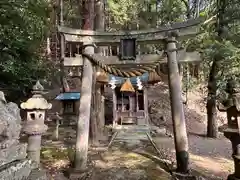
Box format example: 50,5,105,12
39,124,233,180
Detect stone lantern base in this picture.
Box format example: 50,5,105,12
223,129,240,180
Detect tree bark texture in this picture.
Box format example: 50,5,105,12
94,83,106,141
166,35,189,173
74,0,95,171
93,0,105,141
206,0,226,138
95,0,105,32
206,60,218,138
90,66,100,145
82,0,95,31
58,0,68,92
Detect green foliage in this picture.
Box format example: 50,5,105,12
0,0,50,98
105,0,240,94
1,0,239,101
106,0,189,30
107,0,142,29
185,0,240,96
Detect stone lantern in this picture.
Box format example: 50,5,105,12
21,81,52,166
218,79,240,180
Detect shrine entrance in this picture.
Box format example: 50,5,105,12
58,17,204,173
111,74,148,126
115,87,145,125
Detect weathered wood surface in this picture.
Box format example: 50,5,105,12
74,45,94,171
144,87,149,125
73,0,94,171
63,51,201,66
58,18,203,44
112,89,117,126
166,35,189,172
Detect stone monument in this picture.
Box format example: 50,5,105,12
0,90,47,179
21,81,51,166
218,79,240,180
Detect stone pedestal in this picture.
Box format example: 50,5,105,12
22,120,48,167
27,135,43,165
217,79,240,180
224,130,240,180
23,120,48,166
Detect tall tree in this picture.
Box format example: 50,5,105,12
90,0,106,144
206,0,227,138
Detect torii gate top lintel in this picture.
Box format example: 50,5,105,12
58,17,204,44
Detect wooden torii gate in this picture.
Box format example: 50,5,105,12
58,18,203,175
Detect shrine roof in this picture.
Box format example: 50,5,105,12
55,92,80,100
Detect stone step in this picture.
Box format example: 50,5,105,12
0,160,33,180
113,125,151,133
113,140,142,145
114,131,149,141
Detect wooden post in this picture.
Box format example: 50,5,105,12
129,95,133,111
179,64,183,87
136,91,139,111
143,87,149,124
112,89,117,127
59,0,67,92
53,119,60,140
129,94,135,121
90,66,99,145
166,33,189,173
94,0,105,141
98,85,105,139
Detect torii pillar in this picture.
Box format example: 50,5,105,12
166,31,189,174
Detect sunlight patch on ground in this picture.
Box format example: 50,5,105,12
100,150,151,168
52,159,69,169
94,149,172,180
190,153,233,175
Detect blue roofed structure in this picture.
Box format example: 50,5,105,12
55,92,80,100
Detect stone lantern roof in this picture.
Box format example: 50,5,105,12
20,81,52,110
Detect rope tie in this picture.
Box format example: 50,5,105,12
81,48,180,78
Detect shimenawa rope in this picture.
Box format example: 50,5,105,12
81,48,179,78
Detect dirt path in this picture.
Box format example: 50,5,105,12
148,83,233,179
41,128,173,180
153,135,233,179
41,82,234,179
